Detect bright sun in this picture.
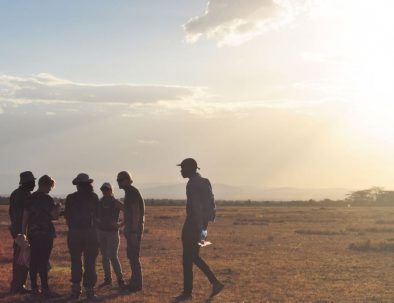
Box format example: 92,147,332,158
329,1,394,141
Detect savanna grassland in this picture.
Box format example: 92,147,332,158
0,205,394,303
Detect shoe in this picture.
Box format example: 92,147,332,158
118,279,126,288
210,282,224,298
10,286,31,294
128,284,142,293
98,279,112,288
19,286,31,294
69,283,81,300
68,292,80,300
85,287,97,299
172,292,192,302
41,288,56,297
31,288,40,295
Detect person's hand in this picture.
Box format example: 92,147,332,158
200,229,207,241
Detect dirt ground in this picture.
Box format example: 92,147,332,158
0,204,394,303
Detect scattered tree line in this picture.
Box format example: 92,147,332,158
1,187,394,207
345,187,394,206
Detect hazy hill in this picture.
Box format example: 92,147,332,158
140,183,350,201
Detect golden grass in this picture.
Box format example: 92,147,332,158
0,205,394,302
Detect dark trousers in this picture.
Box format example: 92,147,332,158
29,236,53,290
182,221,218,294
67,228,99,288
126,233,143,288
10,242,29,292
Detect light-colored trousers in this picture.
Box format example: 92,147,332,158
97,229,123,282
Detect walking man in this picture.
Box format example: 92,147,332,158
174,158,223,302
9,171,36,294
65,173,99,299
117,171,145,292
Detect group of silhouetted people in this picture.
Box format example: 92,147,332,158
8,158,224,301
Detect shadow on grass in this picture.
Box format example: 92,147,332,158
0,289,135,303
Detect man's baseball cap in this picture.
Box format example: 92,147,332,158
100,182,113,191
19,171,36,184
177,158,200,170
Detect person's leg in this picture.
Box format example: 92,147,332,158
190,228,224,298
182,224,194,295
98,230,111,283
82,228,98,295
10,242,29,293
193,253,219,285
68,229,83,297
126,234,142,290
38,237,53,291
108,231,124,283
29,238,39,291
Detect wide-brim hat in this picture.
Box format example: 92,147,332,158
19,171,36,184
72,173,94,185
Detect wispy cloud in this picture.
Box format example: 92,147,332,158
137,139,160,146
0,73,200,105
184,0,310,46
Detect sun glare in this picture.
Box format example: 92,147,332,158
330,1,394,141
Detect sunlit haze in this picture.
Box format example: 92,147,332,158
1,0,393,199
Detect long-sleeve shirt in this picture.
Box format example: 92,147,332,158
123,185,145,236
185,173,206,230
9,187,31,238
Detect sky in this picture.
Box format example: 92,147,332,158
1,0,394,198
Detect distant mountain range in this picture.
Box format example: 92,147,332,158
139,183,351,201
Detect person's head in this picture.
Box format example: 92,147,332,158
19,171,36,192
100,182,113,197
177,158,199,178
117,171,132,189
72,173,94,192
38,175,55,194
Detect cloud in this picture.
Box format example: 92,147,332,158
0,73,199,105
137,139,160,146
184,0,310,46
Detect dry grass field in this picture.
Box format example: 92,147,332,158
0,204,394,303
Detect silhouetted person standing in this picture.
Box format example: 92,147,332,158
9,171,36,294
65,173,99,299
97,182,125,288
174,158,223,302
117,171,145,292
21,175,60,296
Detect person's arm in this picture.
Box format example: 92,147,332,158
9,195,13,221
93,194,100,225
130,199,140,233
114,199,124,211
9,193,15,232
51,204,61,220
64,195,70,226
21,209,29,235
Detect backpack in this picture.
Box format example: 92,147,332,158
200,178,216,223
